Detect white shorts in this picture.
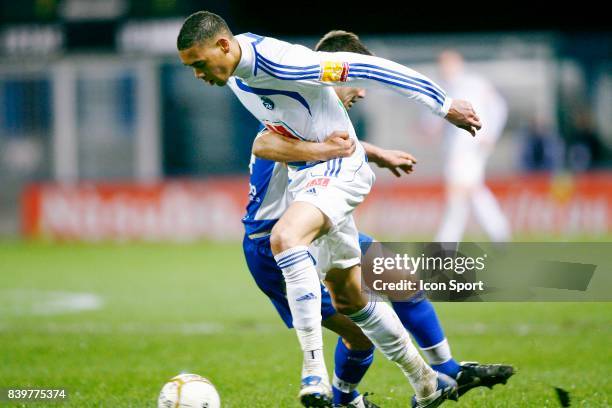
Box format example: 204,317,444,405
288,148,375,275
310,215,361,277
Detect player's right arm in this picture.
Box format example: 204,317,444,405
252,129,356,162
253,131,417,177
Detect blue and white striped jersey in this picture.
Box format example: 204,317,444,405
242,152,289,236
228,33,451,147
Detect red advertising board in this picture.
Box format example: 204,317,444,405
21,179,247,241
21,173,612,241
357,173,612,238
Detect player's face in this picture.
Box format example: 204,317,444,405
179,37,235,86
334,87,366,110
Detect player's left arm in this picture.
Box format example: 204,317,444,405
317,51,482,136
361,141,417,177
263,44,481,135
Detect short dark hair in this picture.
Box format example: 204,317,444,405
315,30,372,55
177,11,232,50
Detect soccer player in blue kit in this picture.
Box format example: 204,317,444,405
242,31,514,408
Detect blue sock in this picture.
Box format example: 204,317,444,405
430,359,461,378
332,337,374,405
391,293,461,378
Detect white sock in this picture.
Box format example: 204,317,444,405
275,246,327,379
349,301,437,398
471,186,511,242
421,338,453,365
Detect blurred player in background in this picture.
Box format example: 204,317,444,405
178,12,481,407
246,32,513,408
434,50,512,243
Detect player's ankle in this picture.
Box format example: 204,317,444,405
415,367,438,398
431,359,461,379
332,387,359,406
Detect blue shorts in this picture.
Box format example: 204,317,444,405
242,232,374,328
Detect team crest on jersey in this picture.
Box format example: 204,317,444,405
260,96,275,110
306,177,330,188
320,61,349,82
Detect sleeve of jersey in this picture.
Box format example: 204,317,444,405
255,44,451,117
324,52,452,117
255,43,452,117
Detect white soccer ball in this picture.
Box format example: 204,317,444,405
158,373,221,408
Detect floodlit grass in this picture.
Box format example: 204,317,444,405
0,241,610,407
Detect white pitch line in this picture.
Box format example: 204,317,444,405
0,321,287,335
0,290,104,316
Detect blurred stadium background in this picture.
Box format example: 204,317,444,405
1,2,611,407
0,0,610,241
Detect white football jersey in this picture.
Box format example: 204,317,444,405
228,33,451,151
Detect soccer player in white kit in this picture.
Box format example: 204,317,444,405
434,50,511,243
177,12,481,408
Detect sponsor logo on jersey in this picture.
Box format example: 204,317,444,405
320,61,349,82
304,188,318,195
260,96,275,110
262,120,303,140
306,177,330,188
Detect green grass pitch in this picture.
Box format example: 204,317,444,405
0,242,610,407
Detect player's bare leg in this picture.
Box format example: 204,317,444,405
437,179,511,243
322,314,373,351
325,266,458,407
470,185,511,242
270,201,332,406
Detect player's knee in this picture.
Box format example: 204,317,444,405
322,313,373,350
270,224,299,254
326,276,368,315
335,304,360,316
333,298,367,316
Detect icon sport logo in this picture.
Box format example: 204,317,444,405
320,61,349,82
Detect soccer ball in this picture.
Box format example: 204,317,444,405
158,373,221,408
